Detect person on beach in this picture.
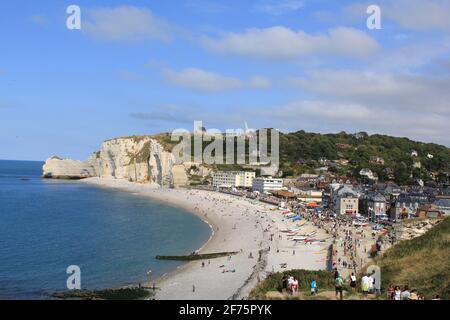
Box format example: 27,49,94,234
288,276,294,294
282,275,288,293
292,278,299,294
310,278,317,296
409,289,418,300
401,286,411,300
368,274,374,294
350,273,357,291
387,284,395,300
335,274,344,300
394,286,402,300
361,274,370,298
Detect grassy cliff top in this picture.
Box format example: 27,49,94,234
370,217,450,299
104,133,178,151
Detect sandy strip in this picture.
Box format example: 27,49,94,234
82,177,331,300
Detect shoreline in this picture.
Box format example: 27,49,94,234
81,177,332,300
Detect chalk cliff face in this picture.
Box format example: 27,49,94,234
42,156,97,180
43,136,211,187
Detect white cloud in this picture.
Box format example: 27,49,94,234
372,38,450,72
163,68,272,91
384,0,450,32
250,76,271,89
83,6,171,42
163,68,242,92
255,0,304,16
273,68,450,145
344,0,450,32
275,100,373,121
289,69,450,115
252,100,450,146
202,26,379,59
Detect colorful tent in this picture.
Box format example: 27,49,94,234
307,202,319,207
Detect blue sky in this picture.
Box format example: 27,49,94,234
1,0,449,160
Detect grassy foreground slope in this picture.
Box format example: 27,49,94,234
372,217,450,299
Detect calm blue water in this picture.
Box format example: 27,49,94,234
0,160,211,299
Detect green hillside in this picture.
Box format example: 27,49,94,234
369,217,450,299
279,131,450,184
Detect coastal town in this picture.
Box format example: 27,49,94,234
80,156,448,300
197,151,449,299
39,132,450,300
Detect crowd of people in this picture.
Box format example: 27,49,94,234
200,187,443,301
281,274,320,296
280,269,440,300
385,285,441,300
282,275,300,294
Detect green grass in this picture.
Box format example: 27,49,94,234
366,217,450,299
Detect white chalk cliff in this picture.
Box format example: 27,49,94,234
43,136,211,187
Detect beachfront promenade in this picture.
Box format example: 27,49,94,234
216,187,383,281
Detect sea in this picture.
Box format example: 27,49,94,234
0,160,211,299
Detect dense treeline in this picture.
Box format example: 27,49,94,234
279,131,450,184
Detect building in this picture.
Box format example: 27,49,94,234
384,168,396,180
330,185,360,216
337,194,359,216
360,192,387,221
296,189,323,203
434,198,450,216
298,173,319,182
390,193,429,221
335,159,349,166
381,184,402,201
270,190,296,200
360,168,378,181
252,177,283,193
370,156,385,165
413,160,422,169
212,171,255,188
236,171,256,188
332,176,358,185
416,205,443,219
